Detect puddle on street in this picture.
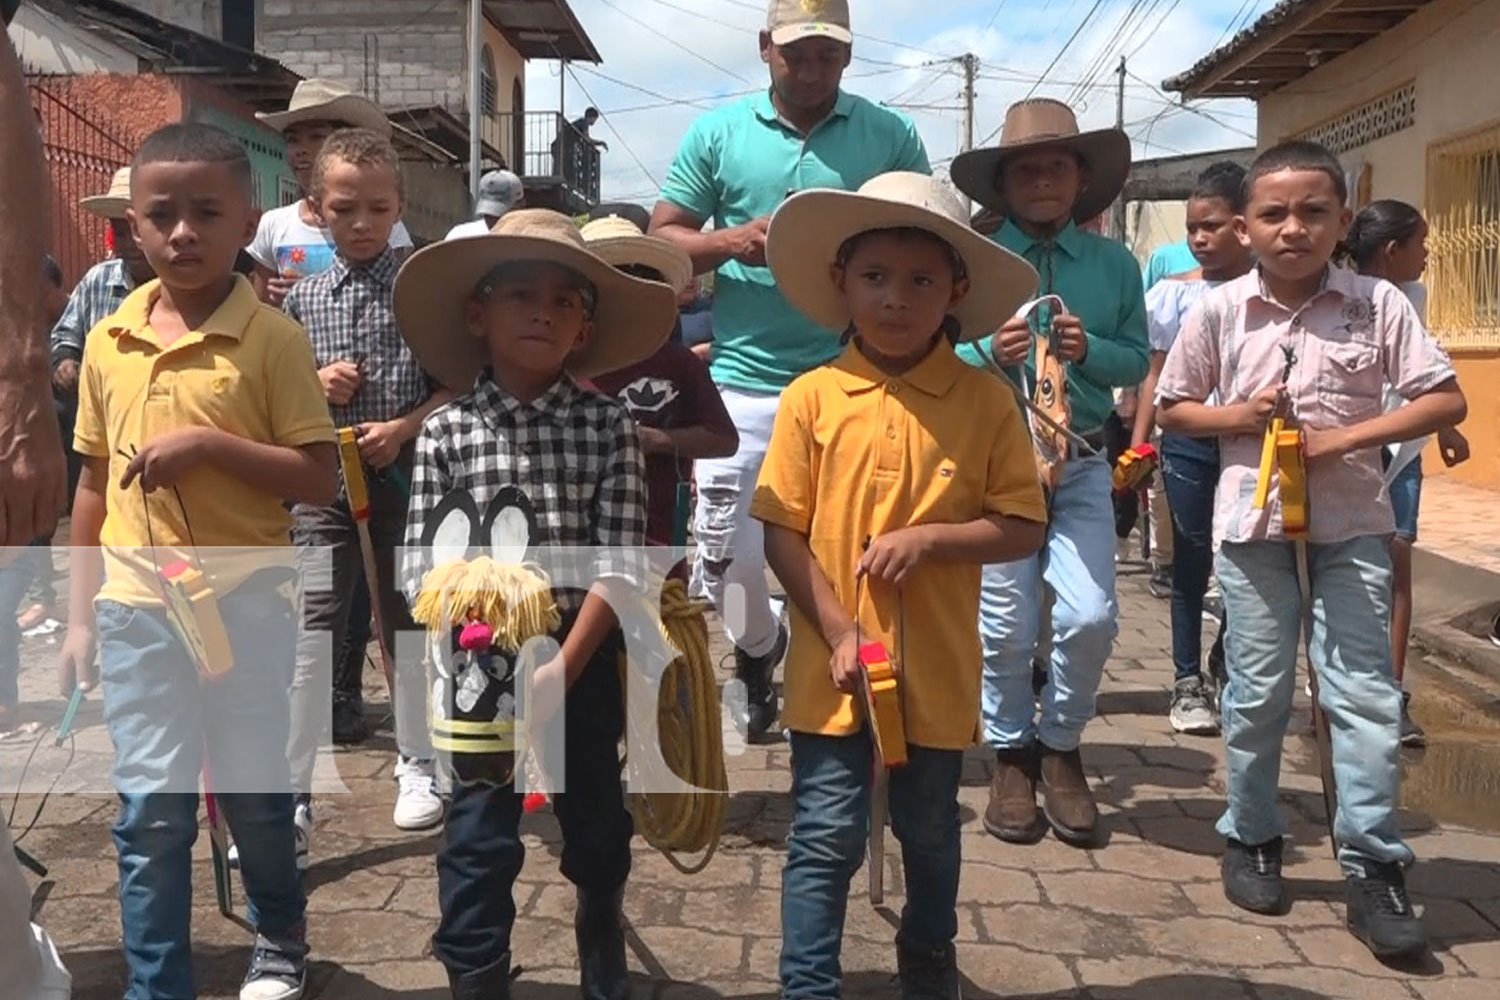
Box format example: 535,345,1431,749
1398,666,1500,832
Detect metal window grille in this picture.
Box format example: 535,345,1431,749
1427,121,1500,351
480,46,497,117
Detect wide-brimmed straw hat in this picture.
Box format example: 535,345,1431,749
79,167,132,219
951,98,1131,224
580,216,693,294
394,209,678,389
767,172,1038,341
257,79,392,137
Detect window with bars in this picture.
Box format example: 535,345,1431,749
480,45,498,118
1427,122,1500,350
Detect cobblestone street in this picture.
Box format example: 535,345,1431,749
6,553,1500,999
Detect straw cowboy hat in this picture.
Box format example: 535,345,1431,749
951,98,1131,224
580,215,694,294
79,167,132,219
257,79,392,137
394,209,679,389
767,172,1039,341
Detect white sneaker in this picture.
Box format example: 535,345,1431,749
393,756,443,830
294,800,313,871
27,923,72,999
225,801,312,872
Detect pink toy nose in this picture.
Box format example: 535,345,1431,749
459,621,493,652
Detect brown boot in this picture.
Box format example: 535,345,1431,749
983,745,1043,843
1039,744,1098,846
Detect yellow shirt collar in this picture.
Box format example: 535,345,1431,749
828,337,966,398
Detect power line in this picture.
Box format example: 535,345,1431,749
633,0,922,71
1124,67,1257,139
709,0,948,60
1024,0,1108,101
560,58,660,191
597,0,755,85
981,0,1009,35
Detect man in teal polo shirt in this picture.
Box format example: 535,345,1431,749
650,0,928,740
951,98,1148,849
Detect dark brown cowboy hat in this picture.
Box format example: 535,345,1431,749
951,98,1131,225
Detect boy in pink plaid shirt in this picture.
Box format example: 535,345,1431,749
1157,140,1466,961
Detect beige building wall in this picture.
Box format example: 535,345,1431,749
1256,0,1500,491
1127,200,1187,270
1257,0,1498,206
480,20,527,171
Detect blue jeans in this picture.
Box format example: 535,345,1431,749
1215,537,1413,874
0,542,43,706
1385,454,1422,541
978,455,1118,752
97,579,306,999
1160,433,1219,683
434,633,631,978
781,732,962,999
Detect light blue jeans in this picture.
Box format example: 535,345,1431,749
978,455,1118,752
1215,536,1413,874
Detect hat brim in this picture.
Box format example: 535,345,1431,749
586,235,694,294
766,189,1039,342
257,95,392,138
79,195,130,219
950,128,1132,224
769,22,853,45
393,234,679,391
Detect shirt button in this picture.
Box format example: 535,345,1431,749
887,383,899,395
886,425,897,440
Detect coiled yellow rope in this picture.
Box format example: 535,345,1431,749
623,577,727,874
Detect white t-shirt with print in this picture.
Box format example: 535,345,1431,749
248,202,414,279
444,218,492,240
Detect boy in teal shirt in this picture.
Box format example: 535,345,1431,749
951,97,1148,848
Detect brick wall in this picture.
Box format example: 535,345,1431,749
128,0,222,38
258,0,467,116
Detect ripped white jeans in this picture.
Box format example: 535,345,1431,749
692,385,783,658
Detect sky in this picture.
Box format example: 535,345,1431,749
522,0,1281,205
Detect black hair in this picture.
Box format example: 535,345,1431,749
41,254,62,289
833,226,967,347
1244,140,1347,206
132,123,255,201
1335,199,1424,272
584,107,600,120
1191,160,1247,213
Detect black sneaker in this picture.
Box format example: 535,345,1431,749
1222,837,1286,915
1489,609,1500,648
1346,861,1427,960
895,936,960,1000
1149,566,1173,599
1399,691,1427,748
240,930,308,1000
331,696,367,746
733,623,786,741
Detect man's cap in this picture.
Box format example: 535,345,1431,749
767,0,852,46
474,170,524,218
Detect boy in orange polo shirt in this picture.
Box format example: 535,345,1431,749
751,173,1047,999
57,123,338,1000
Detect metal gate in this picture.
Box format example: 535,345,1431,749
29,74,132,288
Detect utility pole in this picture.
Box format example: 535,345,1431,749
468,0,482,201
1111,55,1127,241
960,52,977,212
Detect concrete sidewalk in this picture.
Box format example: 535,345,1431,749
6,558,1500,998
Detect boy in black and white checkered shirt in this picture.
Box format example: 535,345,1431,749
283,128,454,844
393,208,678,1000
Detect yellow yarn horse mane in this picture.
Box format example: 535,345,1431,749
409,556,561,651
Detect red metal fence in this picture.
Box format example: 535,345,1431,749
29,75,132,288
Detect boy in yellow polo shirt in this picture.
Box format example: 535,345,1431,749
751,173,1048,1000
57,123,338,1000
